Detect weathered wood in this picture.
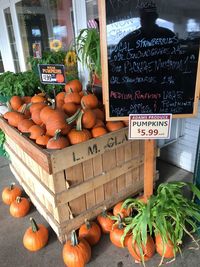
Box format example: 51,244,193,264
93,155,105,203
144,140,155,198
82,159,95,209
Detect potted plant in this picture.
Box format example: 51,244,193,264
119,181,200,266
75,27,102,101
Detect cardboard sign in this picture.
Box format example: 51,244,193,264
38,64,66,85
129,114,172,139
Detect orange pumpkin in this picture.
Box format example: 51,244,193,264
7,112,25,128
56,73,65,83
110,218,130,248
97,210,115,234
106,121,124,132
64,79,82,93
127,234,155,262
63,230,91,267
91,126,107,138
28,125,45,140
155,234,175,259
79,220,101,246
36,135,51,147
81,93,98,109
46,129,70,150
113,201,131,218
9,197,31,218
31,95,46,103
17,119,35,133
2,183,22,205
10,96,24,110
23,217,48,252
82,109,96,129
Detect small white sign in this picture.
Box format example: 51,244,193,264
129,114,172,139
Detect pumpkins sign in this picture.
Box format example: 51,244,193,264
38,64,66,85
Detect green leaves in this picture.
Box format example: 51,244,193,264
76,28,101,79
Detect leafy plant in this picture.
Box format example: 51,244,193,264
76,28,101,80
120,182,200,266
0,71,40,97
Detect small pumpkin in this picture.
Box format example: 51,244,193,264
113,201,131,218
155,234,175,259
17,119,35,133
7,112,25,128
28,125,45,140
127,234,155,262
110,215,130,248
23,217,48,252
106,121,124,132
91,126,107,138
64,79,82,93
31,94,46,103
29,102,47,114
36,135,51,147
46,129,70,150
64,90,81,105
2,183,22,205
63,230,91,267
62,102,79,116
79,219,101,246
9,196,31,218
10,96,24,111
81,93,98,109
97,209,115,234
82,109,96,129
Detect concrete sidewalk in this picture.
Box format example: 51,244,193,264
0,156,200,267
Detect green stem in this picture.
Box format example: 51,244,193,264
30,217,39,232
16,196,22,203
53,129,61,141
66,108,81,124
76,111,83,131
85,219,91,230
71,230,79,246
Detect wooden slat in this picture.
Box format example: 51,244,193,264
82,159,95,209
51,127,129,172
93,155,105,203
66,164,86,216
144,140,155,198
5,143,56,207
116,146,126,192
0,117,51,173
124,143,133,187
55,156,144,206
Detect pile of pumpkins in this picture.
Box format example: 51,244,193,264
2,183,173,266
2,79,128,150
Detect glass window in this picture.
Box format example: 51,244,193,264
85,0,98,21
15,0,74,68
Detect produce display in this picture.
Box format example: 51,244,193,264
2,79,127,150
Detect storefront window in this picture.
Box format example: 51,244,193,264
4,7,20,72
15,0,74,68
85,0,98,22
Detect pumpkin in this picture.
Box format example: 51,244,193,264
93,119,105,128
64,79,82,93
64,90,81,105
28,125,45,140
46,129,70,150
82,109,96,129
93,108,105,121
31,94,46,103
45,110,71,136
56,91,66,102
63,230,91,267
31,109,43,125
7,112,25,128
40,105,56,124
113,201,131,218
155,234,175,259
97,210,115,234
10,96,24,110
91,126,107,138
127,234,155,262
81,93,98,109
79,219,101,246
110,216,130,248
36,135,51,147
22,96,32,104
2,183,22,205
106,121,124,132
23,217,48,252
17,119,35,133
9,196,31,217
29,102,46,114
18,104,31,118
62,102,79,116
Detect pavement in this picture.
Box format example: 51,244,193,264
1,156,200,267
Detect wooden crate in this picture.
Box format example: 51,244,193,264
0,117,157,242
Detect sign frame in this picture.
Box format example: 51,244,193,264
38,64,66,85
98,0,200,121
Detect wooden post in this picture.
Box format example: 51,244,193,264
144,139,155,198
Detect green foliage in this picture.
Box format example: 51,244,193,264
76,28,101,79
0,130,9,158
0,71,40,97
119,182,200,266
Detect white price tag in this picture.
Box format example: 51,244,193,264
129,114,172,139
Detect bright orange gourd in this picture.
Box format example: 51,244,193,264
9,197,31,218
2,183,22,205
97,210,115,234
23,217,48,252
155,234,175,259
113,201,131,218
79,219,101,246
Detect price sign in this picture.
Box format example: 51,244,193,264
38,64,66,85
129,114,172,139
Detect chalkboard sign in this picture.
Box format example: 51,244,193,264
99,0,200,120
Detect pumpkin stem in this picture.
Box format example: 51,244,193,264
20,103,27,114
71,230,79,246
16,196,22,203
102,206,108,217
117,214,124,229
53,129,62,140
66,108,81,124
85,219,91,230
9,183,15,190
30,217,39,232
6,101,12,111
76,110,83,131
47,98,56,110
